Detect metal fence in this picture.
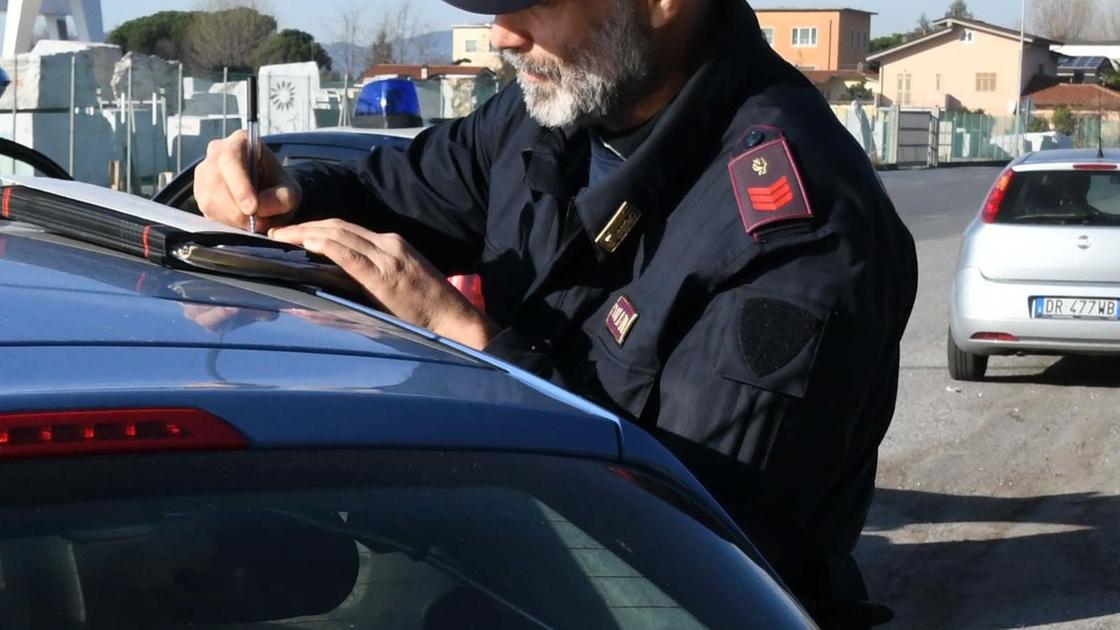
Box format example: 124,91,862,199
2,48,1116,193
938,110,1020,162
829,103,894,166
832,104,1120,169
1068,117,1120,149
0,50,362,197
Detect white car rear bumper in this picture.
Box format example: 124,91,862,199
950,267,1120,355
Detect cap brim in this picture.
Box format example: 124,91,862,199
442,0,540,14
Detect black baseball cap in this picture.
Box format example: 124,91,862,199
442,0,541,14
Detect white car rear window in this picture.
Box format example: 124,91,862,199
1001,170,1120,225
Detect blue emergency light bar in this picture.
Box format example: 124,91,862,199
354,79,423,129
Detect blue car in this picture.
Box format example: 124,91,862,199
0,144,816,629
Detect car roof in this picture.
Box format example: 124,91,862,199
1,218,758,543
0,221,622,447
1016,148,1120,166
0,219,725,515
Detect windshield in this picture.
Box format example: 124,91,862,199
999,170,1120,225
0,450,808,630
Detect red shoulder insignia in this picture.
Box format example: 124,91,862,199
728,137,813,239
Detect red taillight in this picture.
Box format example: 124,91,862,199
981,170,1015,223
0,409,247,459
448,274,486,311
971,332,1019,342
1073,164,1117,171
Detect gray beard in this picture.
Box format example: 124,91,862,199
502,0,655,128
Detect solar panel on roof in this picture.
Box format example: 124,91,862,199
1059,56,1108,70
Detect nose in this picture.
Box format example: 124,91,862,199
492,14,532,52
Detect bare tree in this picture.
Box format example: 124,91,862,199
1030,0,1097,41
369,24,396,67
368,2,435,65
186,0,277,73
914,13,933,36
945,0,973,19
333,4,372,77
1103,0,1120,39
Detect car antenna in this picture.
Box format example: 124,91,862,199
1098,88,1105,159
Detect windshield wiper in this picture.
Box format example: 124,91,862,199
172,242,363,298
269,509,555,630
1011,212,1105,224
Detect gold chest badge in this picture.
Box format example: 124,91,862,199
594,201,642,254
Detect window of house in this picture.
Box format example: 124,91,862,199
897,72,912,105
960,30,975,43
850,29,857,48
792,27,818,47
975,72,997,92
465,40,478,53
761,27,775,46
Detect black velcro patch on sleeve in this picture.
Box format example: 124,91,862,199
740,298,823,377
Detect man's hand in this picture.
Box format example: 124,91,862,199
270,220,499,350
194,130,303,232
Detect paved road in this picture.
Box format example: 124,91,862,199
857,167,1120,630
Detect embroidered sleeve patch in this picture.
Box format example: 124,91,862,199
728,137,814,237
606,295,639,346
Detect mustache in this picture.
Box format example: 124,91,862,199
501,50,564,83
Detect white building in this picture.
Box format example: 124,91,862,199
452,24,501,71
1050,43,1120,61
1,0,104,57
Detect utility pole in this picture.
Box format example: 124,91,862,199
176,61,184,173
1014,0,1027,156
126,63,133,194
11,55,18,153
68,55,75,176
221,66,229,137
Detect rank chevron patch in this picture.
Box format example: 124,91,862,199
747,176,795,212
729,136,814,238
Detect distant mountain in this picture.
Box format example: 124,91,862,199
324,30,453,78
322,42,368,77
400,30,453,65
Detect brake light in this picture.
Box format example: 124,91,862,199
1073,164,1117,171
0,409,247,459
981,170,1015,223
971,332,1019,342
448,274,485,311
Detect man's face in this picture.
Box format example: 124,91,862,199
493,0,657,128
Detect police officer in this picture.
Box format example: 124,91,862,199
196,0,918,626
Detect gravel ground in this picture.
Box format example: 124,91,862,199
855,167,1120,630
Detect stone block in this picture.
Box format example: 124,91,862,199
259,62,320,134
111,52,175,103
0,42,121,110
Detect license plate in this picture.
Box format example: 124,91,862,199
1032,297,1120,320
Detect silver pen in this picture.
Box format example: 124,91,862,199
247,75,259,234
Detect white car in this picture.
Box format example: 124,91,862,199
948,148,1120,380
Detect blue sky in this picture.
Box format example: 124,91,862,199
93,0,1020,44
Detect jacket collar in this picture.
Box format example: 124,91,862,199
521,0,784,258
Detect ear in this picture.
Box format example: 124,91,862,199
646,0,684,29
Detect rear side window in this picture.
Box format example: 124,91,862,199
998,170,1120,225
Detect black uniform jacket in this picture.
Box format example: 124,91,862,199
293,0,918,582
